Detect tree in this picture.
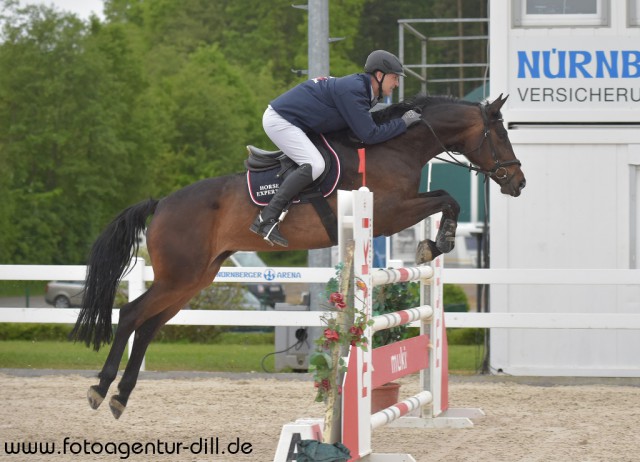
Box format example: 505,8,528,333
0,3,151,263
140,44,267,194
0,0,488,265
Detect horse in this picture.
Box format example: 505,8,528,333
70,94,526,419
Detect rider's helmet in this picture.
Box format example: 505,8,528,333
364,50,406,77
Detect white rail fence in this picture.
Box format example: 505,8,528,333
1,264,640,330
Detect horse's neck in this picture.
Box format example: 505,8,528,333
425,105,478,152
390,124,446,166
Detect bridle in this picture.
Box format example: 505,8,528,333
421,103,522,182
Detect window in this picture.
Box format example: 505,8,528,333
630,0,640,26
513,0,610,27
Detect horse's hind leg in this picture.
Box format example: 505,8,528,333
86,285,177,410
107,309,177,419
107,280,212,418
86,293,152,410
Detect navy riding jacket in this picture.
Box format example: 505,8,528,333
269,73,406,145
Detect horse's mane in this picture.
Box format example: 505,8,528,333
372,94,479,124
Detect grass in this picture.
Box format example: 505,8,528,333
0,340,277,372
0,340,484,373
448,344,487,374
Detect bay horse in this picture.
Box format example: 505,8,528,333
71,94,525,419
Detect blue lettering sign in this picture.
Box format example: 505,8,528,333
596,50,618,78
517,49,640,79
622,51,640,78
543,49,566,78
569,51,591,78
517,50,540,78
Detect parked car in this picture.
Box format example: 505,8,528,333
44,281,84,308
226,251,286,307
445,222,483,268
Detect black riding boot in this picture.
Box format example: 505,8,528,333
250,163,314,247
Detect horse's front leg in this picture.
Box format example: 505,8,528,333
413,190,460,264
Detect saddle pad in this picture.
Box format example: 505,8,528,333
246,134,341,206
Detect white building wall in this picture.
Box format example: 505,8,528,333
489,1,640,376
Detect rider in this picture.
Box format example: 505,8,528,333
250,49,422,247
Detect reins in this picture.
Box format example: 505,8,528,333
420,103,521,182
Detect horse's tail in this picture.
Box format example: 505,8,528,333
70,198,159,351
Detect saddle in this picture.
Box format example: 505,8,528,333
244,133,341,244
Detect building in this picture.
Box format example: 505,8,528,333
489,0,640,376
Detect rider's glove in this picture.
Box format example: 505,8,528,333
401,109,422,128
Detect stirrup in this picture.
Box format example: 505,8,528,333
250,215,288,247
262,222,288,247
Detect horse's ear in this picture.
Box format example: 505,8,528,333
489,94,508,113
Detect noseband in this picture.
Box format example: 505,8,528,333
422,104,521,182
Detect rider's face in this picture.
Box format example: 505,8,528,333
375,72,400,98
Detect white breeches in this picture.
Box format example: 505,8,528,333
262,105,326,180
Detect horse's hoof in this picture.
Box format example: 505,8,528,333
109,396,126,419
435,219,457,254
87,385,105,410
416,239,441,264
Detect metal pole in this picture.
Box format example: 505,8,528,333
307,0,331,356
422,36,427,95
457,0,464,97
398,24,405,101
481,177,491,374
308,0,329,78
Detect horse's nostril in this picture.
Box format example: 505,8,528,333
520,179,527,190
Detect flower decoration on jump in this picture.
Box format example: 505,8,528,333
310,267,372,404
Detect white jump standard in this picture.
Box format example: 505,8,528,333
275,188,483,462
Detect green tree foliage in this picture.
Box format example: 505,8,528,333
146,44,268,194
0,0,487,265
0,2,151,262
222,1,307,88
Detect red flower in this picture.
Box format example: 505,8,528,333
329,292,344,304
349,325,364,336
314,379,330,391
349,325,364,346
334,301,347,310
324,328,340,342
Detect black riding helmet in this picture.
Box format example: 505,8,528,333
364,50,405,100
364,50,406,76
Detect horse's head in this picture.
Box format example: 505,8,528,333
462,95,526,197
373,94,526,197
